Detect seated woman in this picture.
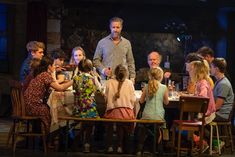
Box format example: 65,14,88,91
50,48,67,83
24,56,73,136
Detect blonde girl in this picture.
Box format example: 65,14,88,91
189,60,216,123
189,60,216,152
136,67,168,156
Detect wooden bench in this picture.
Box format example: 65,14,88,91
58,116,165,156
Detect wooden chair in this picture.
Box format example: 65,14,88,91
8,80,47,154
171,96,209,157
208,121,221,155
213,101,235,153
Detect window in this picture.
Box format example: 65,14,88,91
0,3,8,72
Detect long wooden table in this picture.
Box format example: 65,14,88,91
58,116,165,156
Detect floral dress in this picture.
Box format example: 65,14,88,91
24,72,54,133
73,73,99,118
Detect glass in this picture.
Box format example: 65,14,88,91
175,83,180,91
64,71,72,80
100,80,106,93
141,82,146,91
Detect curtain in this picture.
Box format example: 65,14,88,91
26,1,47,46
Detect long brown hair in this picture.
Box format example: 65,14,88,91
114,64,127,101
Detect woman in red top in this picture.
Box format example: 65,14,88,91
24,56,73,134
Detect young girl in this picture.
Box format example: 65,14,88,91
189,60,216,152
136,67,169,156
73,58,100,153
189,60,216,124
185,53,214,94
104,64,136,153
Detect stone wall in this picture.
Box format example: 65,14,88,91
57,0,219,74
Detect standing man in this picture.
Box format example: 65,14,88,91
20,41,45,81
93,17,135,152
211,58,234,121
93,17,136,83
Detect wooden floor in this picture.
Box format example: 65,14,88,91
0,117,234,157
0,118,11,147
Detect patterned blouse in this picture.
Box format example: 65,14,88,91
73,73,99,118
24,71,54,133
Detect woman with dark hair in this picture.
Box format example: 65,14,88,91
69,46,86,78
50,48,67,83
24,56,73,134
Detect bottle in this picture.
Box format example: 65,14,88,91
164,55,170,85
168,79,173,97
171,81,176,98
164,55,170,69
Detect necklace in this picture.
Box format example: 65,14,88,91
214,76,225,88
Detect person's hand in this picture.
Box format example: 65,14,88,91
104,67,112,77
56,66,66,72
164,71,171,78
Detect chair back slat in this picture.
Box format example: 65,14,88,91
9,80,26,117
180,96,209,113
179,96,209,122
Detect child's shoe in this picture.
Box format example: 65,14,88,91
136,151,142,157
107,146,113,153
117,147,123,154
201,141,209,153
83,143,90,153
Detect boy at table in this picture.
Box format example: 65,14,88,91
211,58,234,121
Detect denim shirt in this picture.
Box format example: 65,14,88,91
20,55,32,81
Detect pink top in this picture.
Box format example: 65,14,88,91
105,78,136,111
196,79,216,116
